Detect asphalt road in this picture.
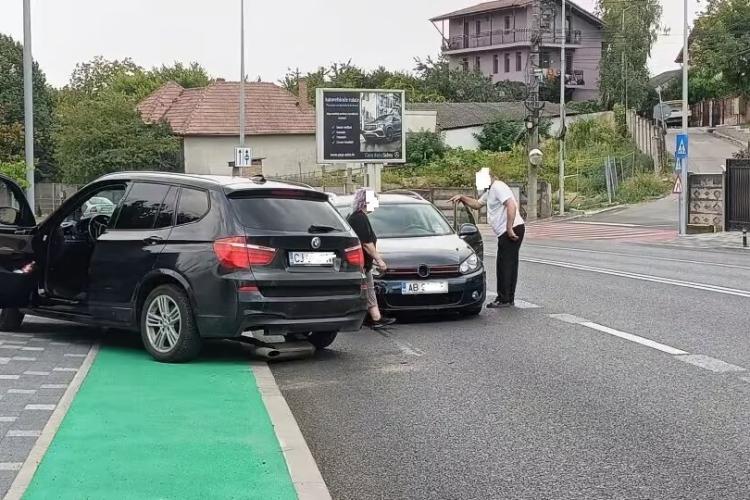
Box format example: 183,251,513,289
271,236,750,499
666,127,740,174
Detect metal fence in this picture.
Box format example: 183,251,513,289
726,159,750,231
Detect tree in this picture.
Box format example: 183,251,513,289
54,57,210,183
690,0,750,97
474,120,524,152
0,34,56,179
597,0,663,109
0,160,28,188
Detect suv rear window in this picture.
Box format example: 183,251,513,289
229,191,346,232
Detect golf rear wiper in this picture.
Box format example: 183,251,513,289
308,225,337,234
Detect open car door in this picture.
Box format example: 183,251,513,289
0,174,37,307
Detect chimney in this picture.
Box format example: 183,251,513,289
297,78,309,109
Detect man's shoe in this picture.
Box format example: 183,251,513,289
370,317,396,329
487,300,513,309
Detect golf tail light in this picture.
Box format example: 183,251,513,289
345,245,365,269
213,237,276,269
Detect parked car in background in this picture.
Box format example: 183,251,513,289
0,173,367,362
362,112,402,143
333,192,485,316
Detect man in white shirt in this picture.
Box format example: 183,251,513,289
450,174,526,308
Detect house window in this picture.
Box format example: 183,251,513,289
540,50,552,69
474,56,481,71
476,20,481,35
516,51,522,71
461,58,469,72
493,55,499,74
504,15,511,31
565,49,574,75
504,53,510,73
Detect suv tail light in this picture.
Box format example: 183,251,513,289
344,245,365,269
213,237,276,269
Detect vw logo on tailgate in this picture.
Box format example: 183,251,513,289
311,237,321,249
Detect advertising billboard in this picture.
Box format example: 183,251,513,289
316,88,406,164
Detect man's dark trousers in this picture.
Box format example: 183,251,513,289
496,224,526,304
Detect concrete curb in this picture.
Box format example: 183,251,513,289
709,128,749,148
4,343,100,500
251,362,332,500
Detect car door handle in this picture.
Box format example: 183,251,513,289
143,236,164,245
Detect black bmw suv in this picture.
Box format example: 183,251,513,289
0,172,367,362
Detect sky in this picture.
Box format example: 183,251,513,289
0,0,702,89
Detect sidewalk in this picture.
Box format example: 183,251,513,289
660,231,750,252
19,346,298,500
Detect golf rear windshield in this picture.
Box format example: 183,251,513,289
229,192,346,232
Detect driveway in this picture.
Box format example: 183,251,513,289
666,127,741,174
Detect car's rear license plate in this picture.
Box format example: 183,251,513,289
289,251,336,266
401,281,448,295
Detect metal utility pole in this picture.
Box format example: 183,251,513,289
621,9,626,106
23,0,35,209
239,0,246,147
679,0,689,235
559,0,566,216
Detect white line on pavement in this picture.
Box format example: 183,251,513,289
23,371,50,376
0,417,17,422
377,330,424,357
24,404,56,411
5,431,41,438
674,355,746,373
581,321,688,356
0,463,23,471
251,362,332,500
0,375,20,380
5,344,99,500
53,367,78,372
525,244,750,271
523,257,750,298
40,384,67,389
486,293,541,309
7,390,36,395
568,221,642,227
12,357,36,362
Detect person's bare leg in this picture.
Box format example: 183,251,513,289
369,306,382,322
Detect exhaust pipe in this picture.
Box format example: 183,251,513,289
241,338,316,361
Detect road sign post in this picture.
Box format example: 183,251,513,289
675,133,688,235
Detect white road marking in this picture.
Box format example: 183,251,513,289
63,353,87,358
40,384,67,389
24,404,56,411
0,417,17,423
12,357,36,362
5,430,41,438
6,344,99,500
0,463,23,471
0,345,21,350
20,347,44,352
7,389,36,395
524,257,750,298
377,330,424,357
23,371,50,376
526,244,750,271
0,357,9,364
581,321,689,356
549,313,588,325
0,340,27,345
486,293,541,309
53,367,78,372
674,355,746,373
251,362,332,500
569,221,642,227
0,375,20,380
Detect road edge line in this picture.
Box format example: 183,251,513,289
250,361,332,500
5,342,100,500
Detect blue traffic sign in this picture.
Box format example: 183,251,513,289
675,133,689,159
674,156,684,173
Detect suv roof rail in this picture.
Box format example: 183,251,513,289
383,189,426,200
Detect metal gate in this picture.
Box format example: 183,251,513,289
726,159,750,230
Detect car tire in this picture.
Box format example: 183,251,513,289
0,308,25,331
308,331,338,350
460,306,483,317
140,285,202,363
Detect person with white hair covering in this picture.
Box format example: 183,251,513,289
347,189,395,329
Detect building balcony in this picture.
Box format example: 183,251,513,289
444,29,583,53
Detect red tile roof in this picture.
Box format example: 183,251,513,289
138,81,315,136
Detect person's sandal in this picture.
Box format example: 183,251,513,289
370,317,396,329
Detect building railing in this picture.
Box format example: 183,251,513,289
445,29,582,51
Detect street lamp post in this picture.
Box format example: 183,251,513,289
23,0,35,209
559,0,566,216
680,0,689,235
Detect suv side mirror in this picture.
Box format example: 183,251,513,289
458,223,479,238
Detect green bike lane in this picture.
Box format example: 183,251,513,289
17,344,298,500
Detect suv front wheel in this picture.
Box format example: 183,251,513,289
0,308,25,331
141,285,202,363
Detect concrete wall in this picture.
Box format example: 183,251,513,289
183,134,317,177
688,173,725,232
405,110,437,133
443,126,483,150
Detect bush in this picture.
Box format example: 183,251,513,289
613,103,627,137
0,160,28,188
474,120,523,152
406,131,447,166
568,100,605,114
616,173,670,203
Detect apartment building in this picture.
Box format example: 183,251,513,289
431,0,603,101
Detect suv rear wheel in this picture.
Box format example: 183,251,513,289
141,285,202,363
308,331,338,350
0,308,25,331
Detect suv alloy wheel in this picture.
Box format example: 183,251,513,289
141,285,202,363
